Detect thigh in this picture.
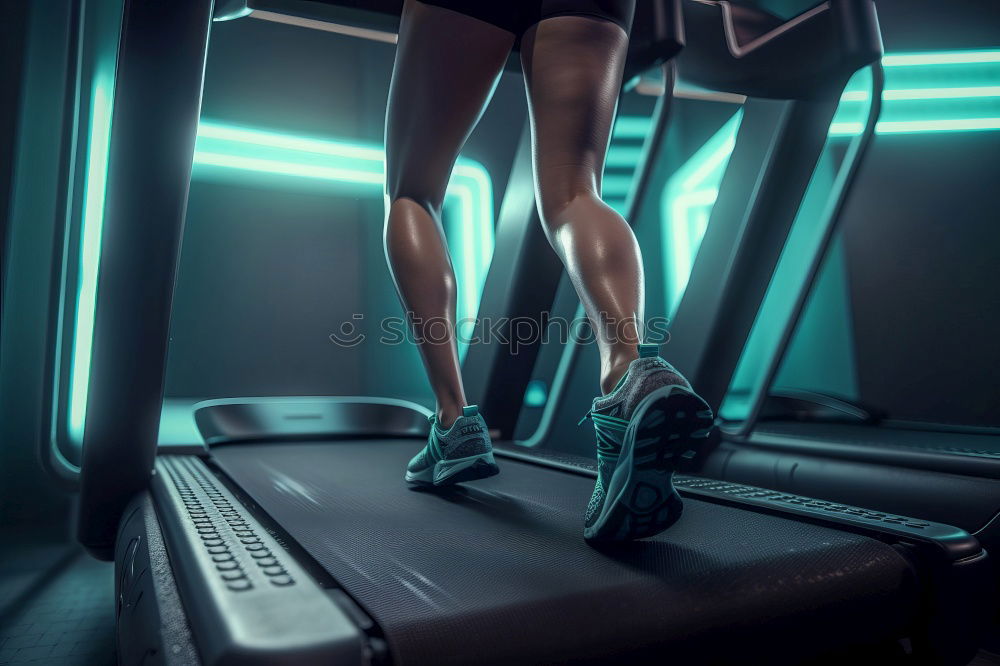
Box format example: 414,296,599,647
385,0,515,213
519,15,630,212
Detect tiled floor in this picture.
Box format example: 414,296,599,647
0,552,115,665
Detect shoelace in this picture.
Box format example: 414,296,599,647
579,410,629,460
426,414,446,461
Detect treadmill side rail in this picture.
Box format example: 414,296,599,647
672,476,984,563
492,445,984,562
151,456,365,665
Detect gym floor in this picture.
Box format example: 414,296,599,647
1,532,998,665
0,534,115,665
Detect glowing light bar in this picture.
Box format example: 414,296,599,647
193,150,385,184
882,50,1000,66
612,115,653,139
830,117,1000,135
842,86,1000,102
198,122,384,161
67,122,494,445
602,174,636,195
831,49,1000,136
661,111,743,313
605,146,645,167
68,77,115,444
192,122,495,360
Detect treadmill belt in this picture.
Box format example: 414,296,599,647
213,441,919,665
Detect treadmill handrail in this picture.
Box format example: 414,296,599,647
732,63,885,438
712,0,830,57
677,0,883,99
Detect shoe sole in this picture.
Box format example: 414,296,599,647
405,451,500,487
584,386,714,542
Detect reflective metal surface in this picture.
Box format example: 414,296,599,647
194,396,432,444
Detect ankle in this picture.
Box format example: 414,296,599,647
436,404,463,429
600,351,638,395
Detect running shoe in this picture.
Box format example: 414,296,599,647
405,405,499,486
581,344,714,541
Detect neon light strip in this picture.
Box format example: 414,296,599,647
842,86,1000,102
605,146,645,167
830,49,1000,136
193,151,385,184
191,123,495,360
66,123,493,445
199,122,383,162
882,50,1000,66
661,111,743,313
668,188,718,295
68,77,115,444
602,174,635,195
830,117,1000,135
656,51,1000,315
680,129,738,192
612,115,653,139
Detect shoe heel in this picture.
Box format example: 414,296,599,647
592,387,712,541
433,452,500,486
632,388,713,470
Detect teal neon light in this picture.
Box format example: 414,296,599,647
605,114,655,214
660,111,743,314
832,49,1000,136
881,50,1000,66
523,379,549,408
602,173,636,196
605,145,644,167
830,117,1000,135
611,115,653,139
192,121,495,356
198,123,385,162
66,52,997,445
68,75,116,444
193,151,384,184
657,49,1000,326
66,120,494,445
841,86,1000,102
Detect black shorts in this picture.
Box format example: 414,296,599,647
417,0,636,37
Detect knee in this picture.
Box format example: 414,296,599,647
534,159,606,227
386,189,443,221
385,168,447,220
535,185,601,232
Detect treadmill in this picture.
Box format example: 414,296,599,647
59,0,993,664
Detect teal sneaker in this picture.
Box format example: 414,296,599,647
405,405,499,486
581,344,714,542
